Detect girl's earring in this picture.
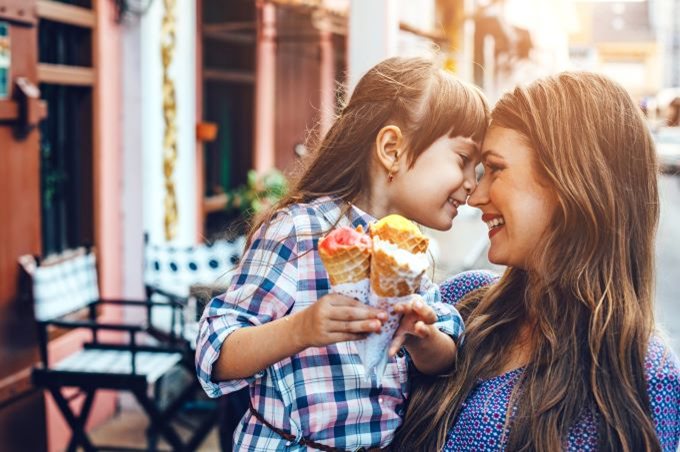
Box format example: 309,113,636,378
387,152,399,183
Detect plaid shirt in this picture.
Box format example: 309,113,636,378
195,196,464,451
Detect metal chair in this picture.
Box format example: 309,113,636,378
20,247,214,451
142,236,249,452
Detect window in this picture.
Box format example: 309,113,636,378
202,0,256,236
37,0,95,254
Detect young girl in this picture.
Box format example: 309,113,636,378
195,56,489,451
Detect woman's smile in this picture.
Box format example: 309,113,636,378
482,213,505,239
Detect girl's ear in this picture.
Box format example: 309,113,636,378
375,125,403,172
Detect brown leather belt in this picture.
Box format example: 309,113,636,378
248,400,387,452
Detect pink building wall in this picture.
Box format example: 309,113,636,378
45,1,124,450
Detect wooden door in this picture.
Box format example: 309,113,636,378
0,0,47,450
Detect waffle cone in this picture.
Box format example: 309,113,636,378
370,223,429,254
370,247,425,297
319,244,371,285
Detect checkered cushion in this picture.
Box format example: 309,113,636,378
54,349,183,383
144,238,245,340
23,249,100,321
144,237,245,297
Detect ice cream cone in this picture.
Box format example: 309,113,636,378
369,214,429,254
370,245,426,297
319,225,372,286
356,214,431,381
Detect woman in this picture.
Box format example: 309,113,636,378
393,72,680,451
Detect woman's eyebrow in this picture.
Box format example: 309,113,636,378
482,149,505,160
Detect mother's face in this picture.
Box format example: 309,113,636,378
468,126,558,270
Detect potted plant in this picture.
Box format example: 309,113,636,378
205,169,288,240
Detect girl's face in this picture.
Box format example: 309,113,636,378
390,134,479,231
468,126,558,269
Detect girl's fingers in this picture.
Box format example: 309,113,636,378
413,320,431,337
412,300,437,324
392,300,413,314
388,332,406,357
329,306,387,322
329,319,382,334
327,294,368,307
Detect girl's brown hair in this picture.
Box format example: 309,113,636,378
247,56,489,245
394,72,660,451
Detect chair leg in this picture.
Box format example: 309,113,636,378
146,424,160,452
133,388,185,451
49,388,97,452
146,378,164,452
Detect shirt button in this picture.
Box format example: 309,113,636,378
378,397,384,404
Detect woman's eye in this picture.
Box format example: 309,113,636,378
485,163,502,174
458,153,470,165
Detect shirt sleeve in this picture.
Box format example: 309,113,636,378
195,211,299,398
440,270,499,306
645,337,680,451
418,277,464,343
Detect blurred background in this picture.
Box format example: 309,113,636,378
0,0,678,450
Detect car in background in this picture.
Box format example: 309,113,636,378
653,127,680,174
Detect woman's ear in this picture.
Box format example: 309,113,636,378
375,125,403,172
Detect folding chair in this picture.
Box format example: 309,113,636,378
20,247,213,451
143,236,249,452
142,236,246,346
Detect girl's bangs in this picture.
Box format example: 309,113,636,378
408,76,489,158
442,80,489,144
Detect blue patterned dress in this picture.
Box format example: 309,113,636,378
440,271,680,451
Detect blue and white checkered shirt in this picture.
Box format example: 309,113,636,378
195,196,464,451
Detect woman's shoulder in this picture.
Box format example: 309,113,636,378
644,336,680,449
645,336,680,389
439,270,500,306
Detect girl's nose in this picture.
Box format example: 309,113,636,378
463,170,477,200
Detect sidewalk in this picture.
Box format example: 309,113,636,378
90,407,220,451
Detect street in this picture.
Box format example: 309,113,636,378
429,174,680,356
656,174,680,355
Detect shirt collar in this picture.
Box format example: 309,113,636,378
312,196,375,231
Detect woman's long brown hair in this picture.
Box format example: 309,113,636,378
246,56,489,246
394,72,660,451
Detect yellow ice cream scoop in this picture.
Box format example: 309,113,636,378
370,214,429,254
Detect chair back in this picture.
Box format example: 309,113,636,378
144,237,245,297
19,248,99,321
143,237,245,339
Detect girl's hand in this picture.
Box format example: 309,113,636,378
388,295,438,357
295,294,387,349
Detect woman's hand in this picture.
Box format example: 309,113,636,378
294,294,387,349
388,295,438,357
